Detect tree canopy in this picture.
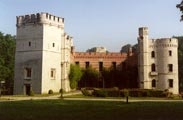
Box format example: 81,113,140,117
0,32,15,93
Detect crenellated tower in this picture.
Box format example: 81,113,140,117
14,13,71,94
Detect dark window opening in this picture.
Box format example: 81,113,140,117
169,50,172,56
53,43,55,47
75,61,80,65
25,68,31,78
168,64,173,72
151,64,156,72
29,42,31,47
99,62,103,71
151,51,155,58
169,79,173,88
112,62,116,70
86,62,90,69
152,79,156,87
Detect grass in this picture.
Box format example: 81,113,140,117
1,100,183,120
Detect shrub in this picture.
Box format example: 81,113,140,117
92,88,108,97
81,88,93,96
48,89,53,94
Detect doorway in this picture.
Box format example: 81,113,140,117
25,84,31,95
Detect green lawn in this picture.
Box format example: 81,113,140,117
0,100,183,120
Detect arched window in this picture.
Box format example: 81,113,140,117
151,64,156,72
152,79,156,87
151,51,155,58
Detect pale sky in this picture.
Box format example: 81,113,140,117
0,0,183,52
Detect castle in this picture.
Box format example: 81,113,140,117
13,13,179,94
138,27,179,94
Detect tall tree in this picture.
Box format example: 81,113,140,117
177,0,183,21
0,32,15,94
69,64,82,89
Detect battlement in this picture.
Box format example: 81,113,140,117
16,12,64,27
139,27,148,36
74,52,127,59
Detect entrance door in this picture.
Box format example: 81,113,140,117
25,84,31,95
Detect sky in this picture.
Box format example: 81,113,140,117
0,0,183,52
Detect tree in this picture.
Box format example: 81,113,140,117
69,64,82,89
177,0,183,21
79,66,99,88
0,32,15,94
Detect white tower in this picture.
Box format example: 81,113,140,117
14,13,71,94
138,27,150,89
138,27,179,94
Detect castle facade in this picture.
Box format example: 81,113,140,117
13,13,179,95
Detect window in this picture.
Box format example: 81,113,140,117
28,42,31,47
152,79,156,87
25,68,32,79
151,51,155,58
75,61,79,65
50,68,56,79
85,62,90,68
151,64,156,72
112,62,116,70
169,50,172,56
99,62,103,71
169,79,173,88
168,64,173,72
52,43,55,47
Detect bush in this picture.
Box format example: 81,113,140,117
48,89,53,94
81,88,93,96
120,89,165,97
93,88,108,97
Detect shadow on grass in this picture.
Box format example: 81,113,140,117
0,100,183,120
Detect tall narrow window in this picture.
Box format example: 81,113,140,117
168,64,173,72
112,62,116,70
169,50,172,56
152,79,156,87
169,79,173,88
151,51,155,58
151,64,156,72
25,67,32,79
85,62,90,69
28,42,31,47
52,43,55,47
50,68,56,79
99,62,103,71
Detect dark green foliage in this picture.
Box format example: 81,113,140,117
69,64,82,89
48,89,53,94
173,36,183,91
0,32,15,94
79,66,99,88
93,88,108,97
82,88,165,98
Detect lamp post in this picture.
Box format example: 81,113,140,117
0,80,5,97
